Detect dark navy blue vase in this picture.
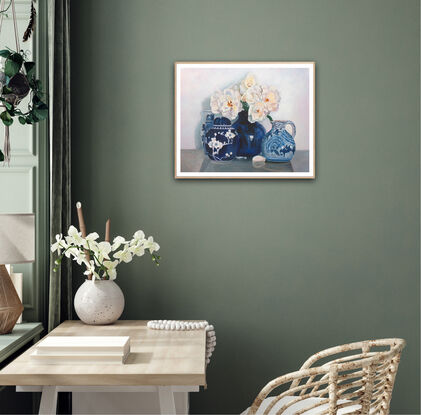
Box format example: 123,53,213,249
232,110,266,158
202,115,238,161
262,121,296,162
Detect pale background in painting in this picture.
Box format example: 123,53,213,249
179,68,310,150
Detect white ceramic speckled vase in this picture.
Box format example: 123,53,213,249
74,280,125,325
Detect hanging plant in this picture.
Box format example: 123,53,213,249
0,0,47,163
0,49,47,123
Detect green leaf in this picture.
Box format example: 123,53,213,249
242,101,249,112
24,61,35,78
2,85,12,95
5,58,20,78
4,53,23,78
3,101,12,110
0,49,11,58
0,49,12,58
0,110,13,126
30,79,42,91
32,105,48,121
18,116,26,125
0,149,4,162
267,114,273,122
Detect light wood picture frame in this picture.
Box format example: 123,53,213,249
175,62,315,179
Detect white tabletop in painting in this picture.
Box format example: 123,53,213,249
181,149,309,173
0,320,207,415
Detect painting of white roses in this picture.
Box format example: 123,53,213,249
175,62,315,179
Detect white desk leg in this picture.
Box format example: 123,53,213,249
180,391,189,415
39,386,58,415
158,386,176,414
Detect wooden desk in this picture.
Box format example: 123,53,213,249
0,320,207,414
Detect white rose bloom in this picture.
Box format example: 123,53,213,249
242,84,263,105
248,101,268,123
219,88,242,120
262,86,280,112
210,90,223,114
210,88,242,120
231,84,241,97
240,73,256,94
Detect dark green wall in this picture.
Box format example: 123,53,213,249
70,0,420,413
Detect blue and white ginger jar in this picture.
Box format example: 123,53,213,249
202,115,238,161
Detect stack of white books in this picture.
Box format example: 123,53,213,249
30,336,130,364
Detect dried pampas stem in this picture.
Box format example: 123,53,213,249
76,202,92,280
105,219,110,243
22,0,36,42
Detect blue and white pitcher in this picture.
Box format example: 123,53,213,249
262,121,296,162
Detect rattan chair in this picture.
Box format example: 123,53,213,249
243,338,405,415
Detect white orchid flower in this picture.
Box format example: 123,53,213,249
85,232,99,241
84,260,100,281
129,243,145,257
66,225,85,246
144,236,160,254
248,101,268,123
133,230,145,240
51,223,160,280
114,246,133,263
262,85,280,112
103,260,118,280
84,238,97,251
112,236,126,251
74,250,88,266
51,233,64,253
64,246,79,259
96,241,111,261
240,73,256,94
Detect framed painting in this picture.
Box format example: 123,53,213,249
174,62,315,179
